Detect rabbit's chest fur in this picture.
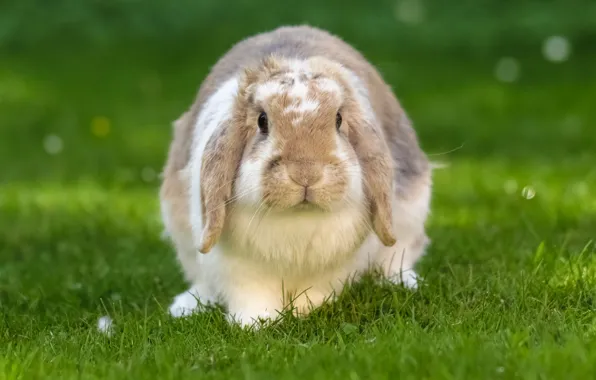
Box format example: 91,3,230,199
222,204,371,275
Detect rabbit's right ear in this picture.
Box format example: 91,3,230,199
197,121,236,253
197,114,249,253
196,71,256,253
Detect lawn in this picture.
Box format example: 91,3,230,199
1,20,596,380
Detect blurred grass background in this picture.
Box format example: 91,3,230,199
1,0,595,185
2,0,596,52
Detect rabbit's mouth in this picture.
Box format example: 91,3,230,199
293,198,320,210
291,200,325,212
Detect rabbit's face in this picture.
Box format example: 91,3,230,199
234,58,365,213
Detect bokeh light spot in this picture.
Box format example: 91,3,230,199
542,36,571,63
504,179,518,194
141,167,157,183
91,116,111,138
494,57,520,83
43,134,63,155
521,186,536,200
394,0,425,25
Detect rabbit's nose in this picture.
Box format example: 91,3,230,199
287,162,323,188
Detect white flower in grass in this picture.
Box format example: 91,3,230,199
97,316,114,336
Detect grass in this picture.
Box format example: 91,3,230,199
1,34,596,379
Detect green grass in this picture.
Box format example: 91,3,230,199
1,37,596,379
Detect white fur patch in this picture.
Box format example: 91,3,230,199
189,77,239,246
288,59,312,73
253,60,344,124
255,81,283,102
317,78,342,95
169,281,219,318
343,70,377,125
235,140,274,205
169,288,199,317
288,81,309,99
334,134,364,204
284,99,319,114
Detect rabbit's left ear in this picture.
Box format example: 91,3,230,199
348,115,397,247
305,55,396,246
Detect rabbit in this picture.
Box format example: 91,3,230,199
159,25,432,327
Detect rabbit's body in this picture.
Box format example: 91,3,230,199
160,26,431,326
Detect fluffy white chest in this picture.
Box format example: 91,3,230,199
222,205,370,275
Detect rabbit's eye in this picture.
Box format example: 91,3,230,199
258,112,268,134
336,113,342,130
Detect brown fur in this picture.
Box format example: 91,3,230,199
160,25,429,252
241,56,351,211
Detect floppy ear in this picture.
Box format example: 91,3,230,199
197,113,248,253
305,56,396,246
348,117,397,247
196,72,256,253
